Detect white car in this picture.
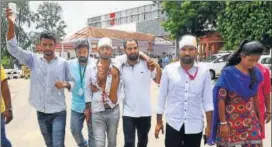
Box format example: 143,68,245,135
200,53,232,79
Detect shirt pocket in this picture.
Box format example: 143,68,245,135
189,80,203,95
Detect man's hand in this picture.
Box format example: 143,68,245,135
147,59,156,71
55,81,69,89
6,8,15,24
84,108,91,123
89,84,99,92
2,110,13,124
204,126,211,139
154,121,164,139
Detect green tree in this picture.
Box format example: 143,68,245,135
1,1,34,63
34,2,67,42
162,1,225,39
217,1,272,50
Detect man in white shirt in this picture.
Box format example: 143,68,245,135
84,38,120,147
155,35,213,147
121,39,162,147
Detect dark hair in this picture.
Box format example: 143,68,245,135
40,32,56,43
74,40,90,51
225,40,265,89
123,39,138,49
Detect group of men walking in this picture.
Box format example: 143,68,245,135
2,7,270,147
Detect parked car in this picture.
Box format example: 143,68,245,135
200,53,232,79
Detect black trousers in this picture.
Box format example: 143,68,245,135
165,123,202,147
123,116,151,147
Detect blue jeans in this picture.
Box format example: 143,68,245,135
1,116,12,147
70,110,94,147
92,105,120,147
37,110,66,147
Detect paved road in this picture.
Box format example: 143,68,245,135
5,79,271,147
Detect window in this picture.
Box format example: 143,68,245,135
261,57,271,64
214,55,229,63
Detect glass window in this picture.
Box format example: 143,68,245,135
261,58,271,64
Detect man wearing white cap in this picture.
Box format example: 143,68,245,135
154,35,214,147
84,37,121,147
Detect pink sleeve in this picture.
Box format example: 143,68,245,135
263,68,271,94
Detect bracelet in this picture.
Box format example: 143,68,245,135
265,112,271,114
220,122,227,125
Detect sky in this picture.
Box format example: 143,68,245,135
28,1,153,38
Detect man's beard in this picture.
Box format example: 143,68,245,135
43,50,54,56
78,56,88,63
100,55,111,60
128,53,139,61
180,55,194,64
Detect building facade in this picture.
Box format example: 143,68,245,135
87,2,168,37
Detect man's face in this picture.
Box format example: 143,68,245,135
179,46,197,64
76,47,89,63
125,41,139,61
40,38,56,56
98,45,112,60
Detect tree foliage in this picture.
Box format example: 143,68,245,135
217,1,272,50
162,1,272,50
162,1,225,39
34,2,67,42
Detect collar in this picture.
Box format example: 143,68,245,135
179,62,198,72
77,57,92,66
124,58,140,66
96,59,113,71
41,55,58,63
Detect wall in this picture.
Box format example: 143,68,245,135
136,18,169,37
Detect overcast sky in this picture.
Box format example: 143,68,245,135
28,1,153,38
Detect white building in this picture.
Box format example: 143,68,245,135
87,2,174,55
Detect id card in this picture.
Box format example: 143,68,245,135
78,88,84,96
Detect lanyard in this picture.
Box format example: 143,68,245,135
183,67,198,80
78,62,86,87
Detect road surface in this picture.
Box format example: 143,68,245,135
5,79,271,147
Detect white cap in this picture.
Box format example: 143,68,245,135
98,37,112,49
179,35,197,49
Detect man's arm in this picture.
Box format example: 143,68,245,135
6,8,34,68
156,67,169,122
1,66,13,124
202,70,214,131
1,79,12,113
108,66,120,104
155,67,169,138
84,66,93,106
64,61,74,91
139,51,151,61
139,52,162,84
150,60,162,84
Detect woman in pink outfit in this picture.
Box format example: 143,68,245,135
256,63,271,139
